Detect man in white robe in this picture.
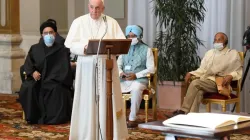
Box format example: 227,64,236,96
117,25,155,128
64,0,128,139
171,32,242,116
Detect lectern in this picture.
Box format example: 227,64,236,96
86,39,131,140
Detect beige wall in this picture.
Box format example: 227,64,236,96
115,0,127,33
105,0,127,32
19,0,128,55
20,0,40,35
75,0,86,18
20,0,127,35
105,0,124,18
70,0,127,33
40,0,68,34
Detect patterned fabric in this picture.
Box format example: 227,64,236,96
0,94,249,139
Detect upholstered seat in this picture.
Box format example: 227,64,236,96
203,93,238,100
202,52,244,113
122,48,158,123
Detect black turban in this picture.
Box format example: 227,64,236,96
40,21,57,34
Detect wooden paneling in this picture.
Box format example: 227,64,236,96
0,0,20,34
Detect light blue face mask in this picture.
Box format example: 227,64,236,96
43,34,55,47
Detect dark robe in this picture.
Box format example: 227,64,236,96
20,34,76,83
20,34,66,83
241,49,250,113
19,39,73,125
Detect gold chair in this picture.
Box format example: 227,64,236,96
22,111,25,120
201,52,244,113
21,71,26,120
122,48,158,123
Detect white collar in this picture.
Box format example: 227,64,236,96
88,13,104,22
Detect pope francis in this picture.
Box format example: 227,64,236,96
64,0,128,139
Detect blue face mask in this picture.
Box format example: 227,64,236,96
43,34,55,47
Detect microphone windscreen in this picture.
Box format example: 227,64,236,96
103,16,107,22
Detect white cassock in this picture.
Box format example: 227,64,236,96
65,14,128,140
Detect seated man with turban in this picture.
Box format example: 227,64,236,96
117,25,155,128
19,20,73,124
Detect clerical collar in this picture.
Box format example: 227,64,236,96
88,13,104,21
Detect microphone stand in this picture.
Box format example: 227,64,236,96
96,15,108,140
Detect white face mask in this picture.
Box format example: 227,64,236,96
131,38,139,46
213,43,224,51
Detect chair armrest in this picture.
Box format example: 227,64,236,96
146,73,154,89
23,71,27,80
146,73,154,78
190,75,199,81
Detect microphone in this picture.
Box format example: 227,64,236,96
95,15,108,140
102,15,107,23
96,15,108,57
102,15,108,38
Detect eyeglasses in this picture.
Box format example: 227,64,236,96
43,31,55,35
